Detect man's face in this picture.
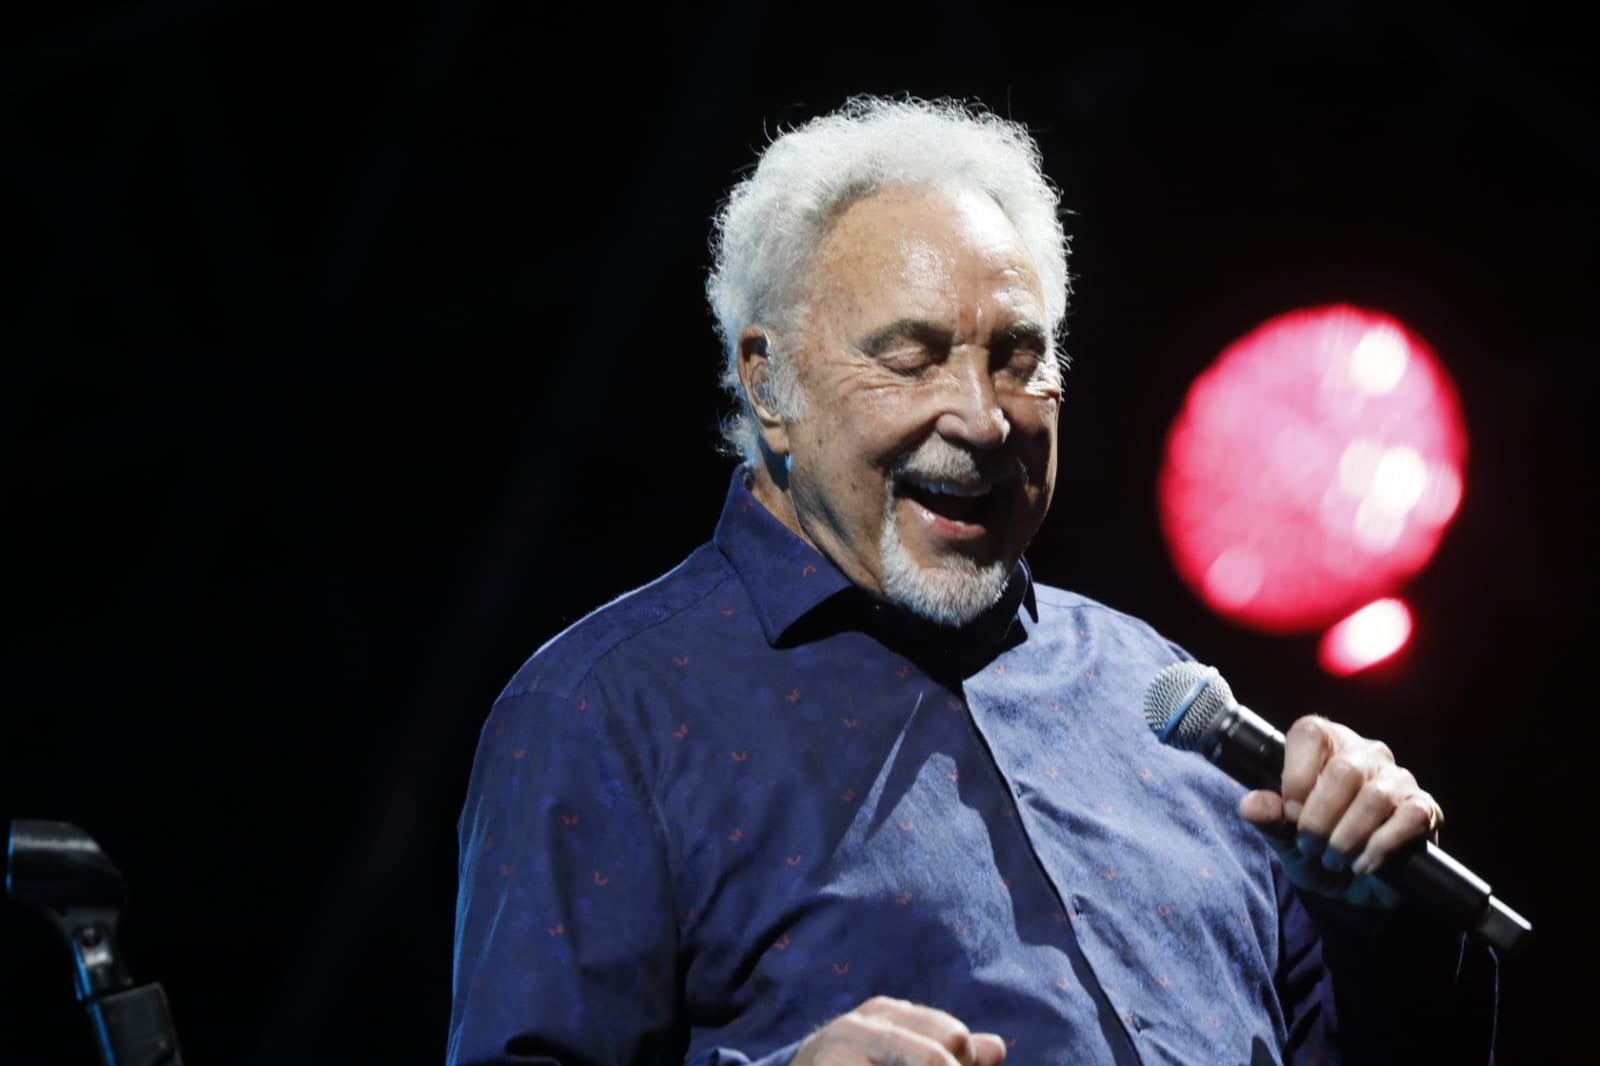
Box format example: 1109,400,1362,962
774,185,1061,625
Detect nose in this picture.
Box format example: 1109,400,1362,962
934,355,1010,449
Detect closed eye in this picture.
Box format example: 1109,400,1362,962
991,322,1050,377
857,318,953,375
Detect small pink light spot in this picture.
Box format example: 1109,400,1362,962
1318,597,1414,676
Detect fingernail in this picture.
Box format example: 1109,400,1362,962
1295,830,1325,858
1319,847,1348,873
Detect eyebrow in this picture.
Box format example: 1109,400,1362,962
855,318,953,356
991,319,1050,351
855,317,1051,356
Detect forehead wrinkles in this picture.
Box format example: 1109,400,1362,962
804,193,1042,341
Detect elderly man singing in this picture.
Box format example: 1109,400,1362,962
447,95,1495,1066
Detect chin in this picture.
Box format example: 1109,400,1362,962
879,534,1014,627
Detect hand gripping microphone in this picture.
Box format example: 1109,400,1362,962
1143,660,1532,956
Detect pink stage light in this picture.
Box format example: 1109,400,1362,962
1157,304,1467,634
1318,597,1415,676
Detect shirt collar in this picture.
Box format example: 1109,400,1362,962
713,467,855,644
712,465,1039,650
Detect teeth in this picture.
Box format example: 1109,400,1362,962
911,479,989,498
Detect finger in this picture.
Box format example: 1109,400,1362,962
1289,745,1372,853
1290,729,1395,845
794,1009,966,1066
1351,790,1443,877
854,997,984,1064
1319,764,1416,872
1278,716,1339,822
970,1032,1007,1066
1238,788,1288,829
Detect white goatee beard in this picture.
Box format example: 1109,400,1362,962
877,470,1015,627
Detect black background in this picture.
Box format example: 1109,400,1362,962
4,2,1592,1063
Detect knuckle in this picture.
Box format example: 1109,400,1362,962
1322,755,1365,786
1349,781,1389,814
1404,793,1443,825
1287,716,1327,743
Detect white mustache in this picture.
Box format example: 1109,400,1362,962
890,438,1027,486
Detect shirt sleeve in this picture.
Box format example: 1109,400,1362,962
446,682,686,1066
1276,861,1501,1064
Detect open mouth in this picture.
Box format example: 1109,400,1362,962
897,478,1001,530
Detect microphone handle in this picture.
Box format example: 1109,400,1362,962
1204,706,1532,956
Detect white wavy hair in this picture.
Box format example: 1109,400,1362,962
706,94,1072,467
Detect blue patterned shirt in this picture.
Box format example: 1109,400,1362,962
448,469,1490,1065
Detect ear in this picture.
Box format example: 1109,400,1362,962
737,326,791,457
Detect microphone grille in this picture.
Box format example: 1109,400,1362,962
1143,661,1236,752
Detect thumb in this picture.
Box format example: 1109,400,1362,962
1238,788,1287,829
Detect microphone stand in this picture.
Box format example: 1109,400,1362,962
7,819,185,1066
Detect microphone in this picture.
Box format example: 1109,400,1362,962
1143,660,1532,956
